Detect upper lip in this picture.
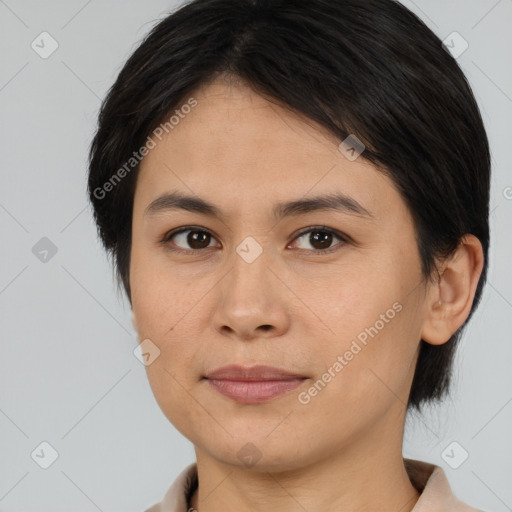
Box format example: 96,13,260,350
204,364,307,381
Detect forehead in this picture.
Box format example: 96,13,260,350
163,78,344,158
135,79,402,221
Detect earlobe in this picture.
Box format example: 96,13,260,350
420,234,484,346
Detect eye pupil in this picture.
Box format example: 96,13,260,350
310,231,333,250
188,231,210,249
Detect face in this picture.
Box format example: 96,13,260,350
130,77,431,471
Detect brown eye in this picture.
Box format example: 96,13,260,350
164,228,219,251
291,227,346,253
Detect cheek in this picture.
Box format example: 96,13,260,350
296,315,418,443
296,263,421,400
292,259,401,343
130,249,193,337
131,270,206,432
131,277,200,374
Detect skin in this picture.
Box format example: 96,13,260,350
129,75,484,512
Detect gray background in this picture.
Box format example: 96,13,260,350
0,1,511,511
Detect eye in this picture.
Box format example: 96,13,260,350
162,227,220,252
289,226,347,254
162,225,348,254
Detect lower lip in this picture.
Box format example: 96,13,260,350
206,378,306,404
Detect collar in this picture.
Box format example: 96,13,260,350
146,458,481,512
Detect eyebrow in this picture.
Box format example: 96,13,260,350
144,191,374,221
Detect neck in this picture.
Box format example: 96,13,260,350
188,422,420,512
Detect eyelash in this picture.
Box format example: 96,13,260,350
161,225,349,255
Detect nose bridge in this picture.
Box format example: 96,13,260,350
226,239,275,308
212,238,290,338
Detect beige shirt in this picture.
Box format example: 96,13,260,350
144,458,483,512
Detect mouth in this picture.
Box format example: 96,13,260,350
203,364,309,404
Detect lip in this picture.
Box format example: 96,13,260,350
204,364,306,381
204,364,308,404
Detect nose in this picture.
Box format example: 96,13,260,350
211,247,291,342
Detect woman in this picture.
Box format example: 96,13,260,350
88,0,490,510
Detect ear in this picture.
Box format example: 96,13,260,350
421,234,484,346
